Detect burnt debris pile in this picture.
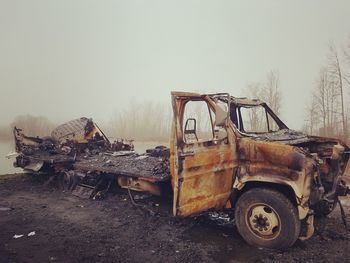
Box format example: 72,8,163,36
12,117,171,199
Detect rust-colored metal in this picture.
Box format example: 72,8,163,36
170,91,350,242
171,92,237,217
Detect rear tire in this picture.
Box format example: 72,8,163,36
234,188,300,249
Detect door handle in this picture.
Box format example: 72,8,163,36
180,151,195,157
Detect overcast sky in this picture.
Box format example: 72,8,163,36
1,0,350,130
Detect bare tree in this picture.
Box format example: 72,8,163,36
313,68,328,133
10,115,56,137
244,82,265,131
245,82,263,99
327,43,347,139
305,41,350,139
343,35,350,86
245,71,282,115
311,67,342,137
263,70,282,116
107,101,172,141
244,71,283,131
304,96,319,135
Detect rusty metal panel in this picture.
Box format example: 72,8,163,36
51,117,93,142
234,137,315,219
176,143,236,216
171,93,238,217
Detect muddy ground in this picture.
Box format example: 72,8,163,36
0,173,350,263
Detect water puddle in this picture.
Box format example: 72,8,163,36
0,141,22,175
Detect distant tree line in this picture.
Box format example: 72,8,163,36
304,38,350,142
243,36,350,144
105,101,172,142
0,115,56,141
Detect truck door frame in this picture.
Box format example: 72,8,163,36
171,92,238,217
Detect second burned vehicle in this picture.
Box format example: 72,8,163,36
12,92,350,249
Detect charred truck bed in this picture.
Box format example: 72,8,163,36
12,117,171,199
74,154,169,182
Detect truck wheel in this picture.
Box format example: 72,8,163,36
234,188,300,249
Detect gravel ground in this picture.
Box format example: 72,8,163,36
0,173,349,263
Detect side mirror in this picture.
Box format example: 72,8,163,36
184,118,198,142
215,103,228,127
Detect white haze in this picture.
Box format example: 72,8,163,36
1,0,350,130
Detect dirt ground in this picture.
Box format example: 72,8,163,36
1,173,350,263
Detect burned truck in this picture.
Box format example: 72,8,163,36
12,92,350,249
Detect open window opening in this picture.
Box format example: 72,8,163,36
182,100,214,143
231,105,282,134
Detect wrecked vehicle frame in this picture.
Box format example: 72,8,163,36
12,117,168,198
11,92,350,249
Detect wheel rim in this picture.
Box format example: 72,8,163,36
246,203,281,240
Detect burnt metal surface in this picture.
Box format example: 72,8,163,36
171,92,237,217
170,91,350,244
12,118,135,173
51,117,94,143
15,153,75,172
74,153,170,182
12,117,170,200
13,127,75,172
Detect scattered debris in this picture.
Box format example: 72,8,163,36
12,231,36,239
208,212,233,226
28,231,36,237
12,117,170,200
12,117,135,174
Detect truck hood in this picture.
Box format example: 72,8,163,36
247,129,350,162
250,129,345,147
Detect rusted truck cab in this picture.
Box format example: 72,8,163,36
170,92,350,249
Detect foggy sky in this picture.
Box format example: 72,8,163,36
1,0,350,130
